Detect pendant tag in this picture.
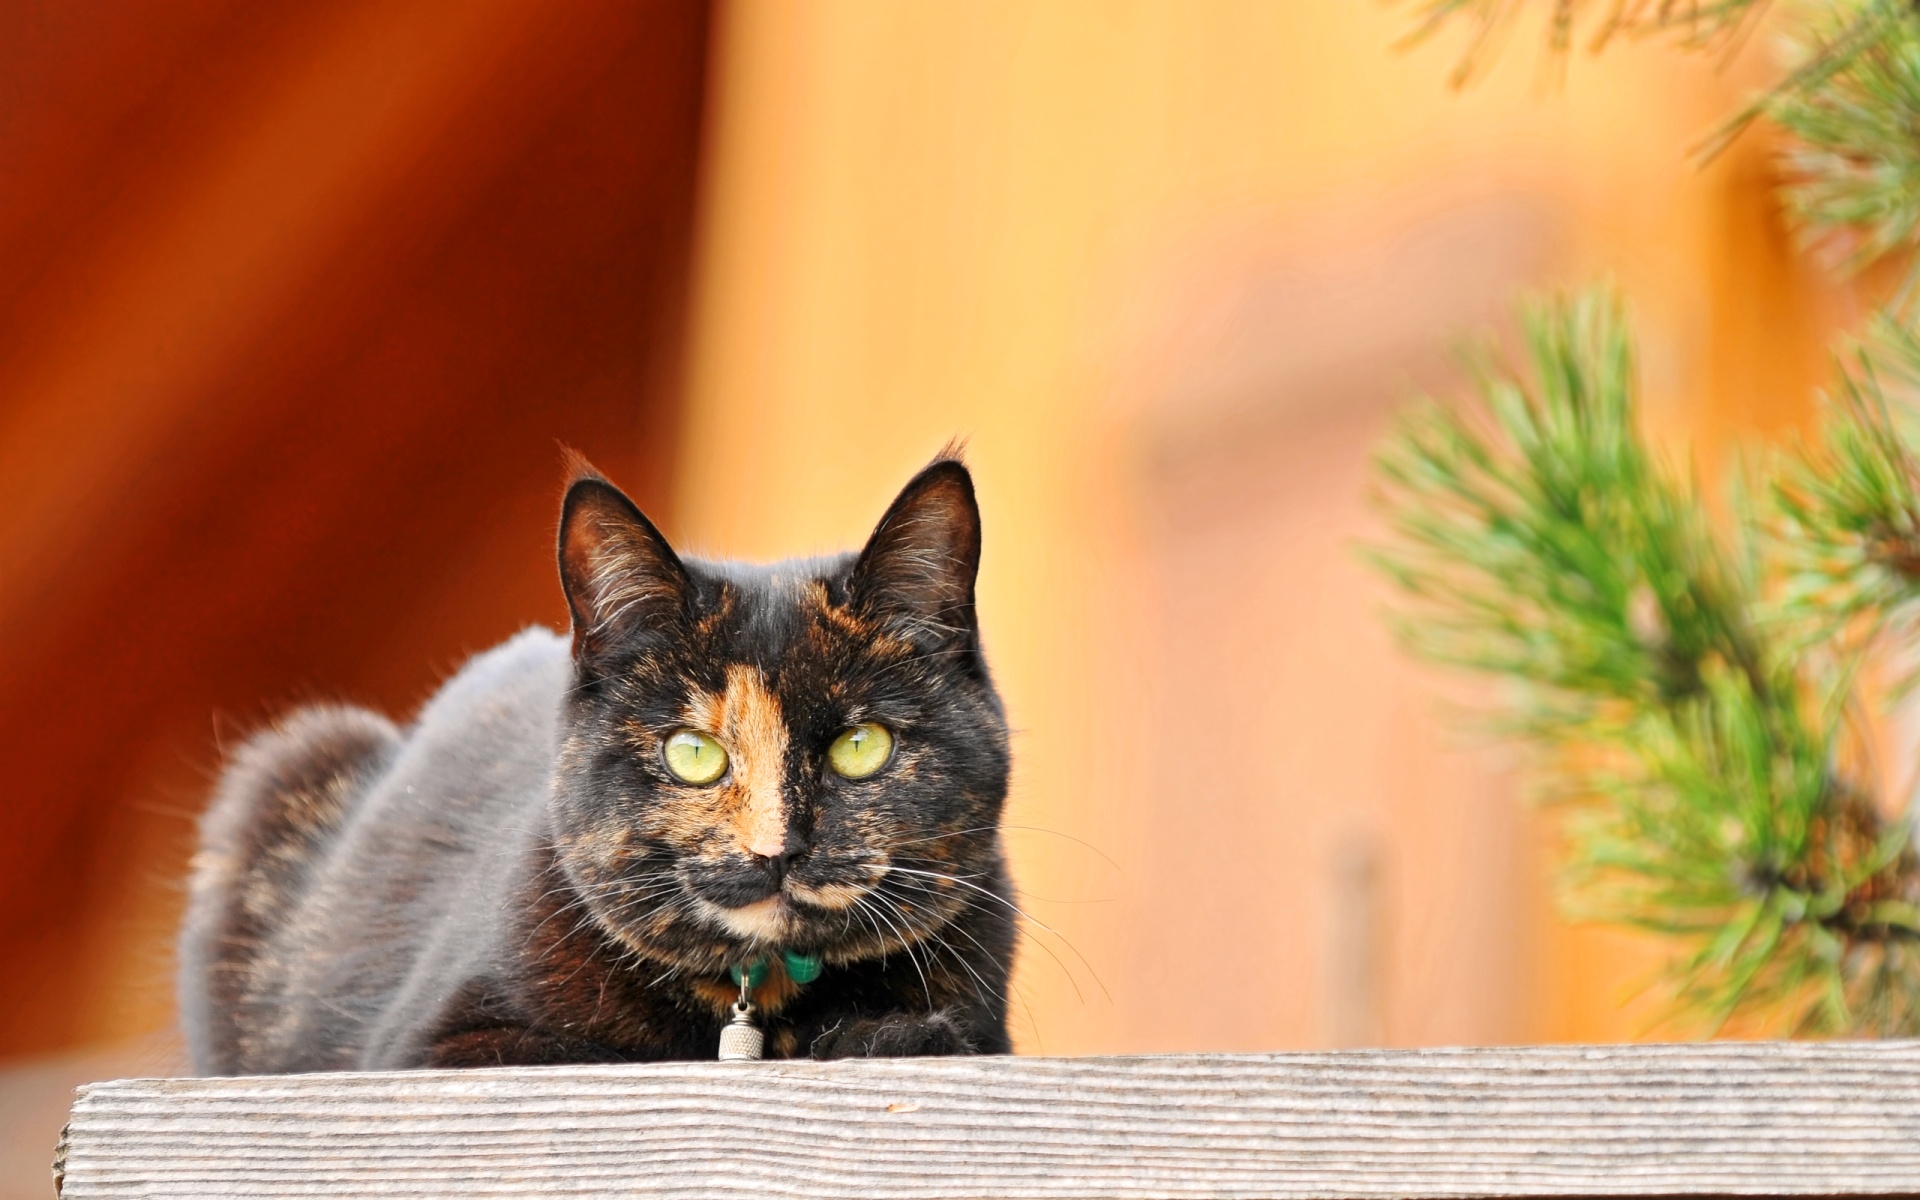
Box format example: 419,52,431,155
718,1001,763,1061
718,968,763,1061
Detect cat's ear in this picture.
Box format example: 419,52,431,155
849,457,982,649
557,465,689,664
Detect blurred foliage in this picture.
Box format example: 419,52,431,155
1403,0,1775,84
1771,320,1920,654
1771,5,1920,282
1408,0,1920,282
1372,288,1920,1034
1379,0,1920,1034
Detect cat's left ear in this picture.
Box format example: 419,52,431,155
849,457,982,650
558,467,690,666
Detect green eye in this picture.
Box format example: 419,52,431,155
663,730,729,785
828,724,894,780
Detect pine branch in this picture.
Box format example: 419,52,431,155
1370,286,1920,1034
1770,6,1920,279
1769,318,1920,655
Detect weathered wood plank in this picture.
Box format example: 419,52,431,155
58,1041,1920,1199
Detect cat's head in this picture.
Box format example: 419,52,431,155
547,455,1011,977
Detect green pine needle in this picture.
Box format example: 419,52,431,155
1769,318,1920,673
1770,5,1920,280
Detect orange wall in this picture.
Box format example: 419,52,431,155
676,1,1844,1052
0,0,708,1059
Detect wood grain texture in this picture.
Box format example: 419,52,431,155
58,1042,1920,1198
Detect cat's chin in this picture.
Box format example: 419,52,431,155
701,895,794,942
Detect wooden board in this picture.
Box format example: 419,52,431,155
56,1041,1920,1198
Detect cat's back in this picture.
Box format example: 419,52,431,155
180,626,573,1074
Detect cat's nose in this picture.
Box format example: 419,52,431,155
746,830,808,878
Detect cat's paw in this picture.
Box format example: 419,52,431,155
808,1010,974,1059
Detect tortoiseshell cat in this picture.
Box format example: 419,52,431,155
178,456,1014,1071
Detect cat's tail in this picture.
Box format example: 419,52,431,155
178,704,401,1075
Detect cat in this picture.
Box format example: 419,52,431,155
177,455,1015,1071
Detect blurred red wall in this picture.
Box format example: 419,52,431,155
0,0,711,1056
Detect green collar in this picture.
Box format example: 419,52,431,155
729,950,823,988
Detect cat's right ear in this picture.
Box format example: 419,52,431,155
557,471,690,666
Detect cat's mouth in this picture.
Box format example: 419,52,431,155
577,855,960,973
783,878,875,911
706,895,790,941
696,877,876,943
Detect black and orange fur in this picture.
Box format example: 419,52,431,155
177,457,1015,1070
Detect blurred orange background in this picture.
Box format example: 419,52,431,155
0,0,1857,1191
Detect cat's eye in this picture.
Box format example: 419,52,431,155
828,724,894,779
663,730,729,785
